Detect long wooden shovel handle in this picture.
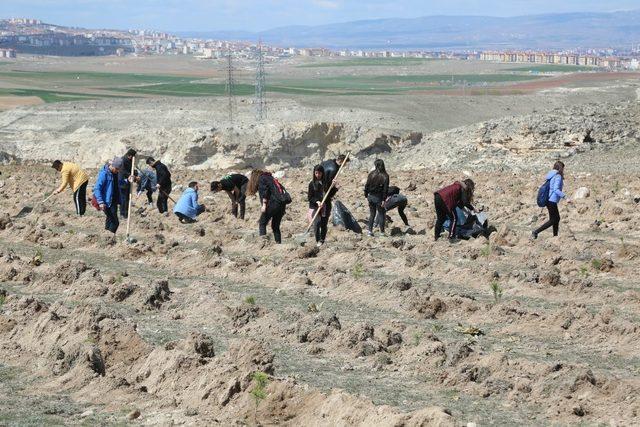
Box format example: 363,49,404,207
41,192,57,204
160,189,176,204
305,151,351,233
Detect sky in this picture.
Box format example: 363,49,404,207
1,0,639,32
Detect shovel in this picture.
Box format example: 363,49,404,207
295,152,351,245
14,192,56,219
159,189,177,204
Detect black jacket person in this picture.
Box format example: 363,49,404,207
320,154,349,190
147,157,172,214
211,173,249,219
308,165,338,246
247,169,287,244
118,148,137,219
364,159,389,236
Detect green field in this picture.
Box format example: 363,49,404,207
117,82,401,97
0,68,548,103
0,70,199,87
297,58,440,68
508,64,597,73
319,74,544,84
0,88,126,103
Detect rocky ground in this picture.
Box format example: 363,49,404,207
1,161,640,425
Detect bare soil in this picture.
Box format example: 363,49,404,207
0,96,43,111
1,163,639,425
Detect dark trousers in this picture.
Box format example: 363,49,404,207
144,183,153,204
73,181,88,216
381,196,409,226
157,187,170,213
175,205,205,224
535,202,560,236
232,189,247,219
259,203,285,244
104,203,119,234
434,193,454,240
397,201,409,226
313,202,331,243
367,194,385,232
119,184,130,218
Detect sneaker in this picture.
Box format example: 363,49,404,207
367,230,374,237
531,231,538,240
316,241,323,248
379,232,387,237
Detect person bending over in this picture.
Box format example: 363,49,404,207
434,178,475,241
174,181,206,224
248,169,287,244
136,166,157,205
211,173,249,219
51,160,89,216
381,185,410,227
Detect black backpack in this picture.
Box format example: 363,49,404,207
272,178,292,205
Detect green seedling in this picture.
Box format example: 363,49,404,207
0,294,5,307
591,259,603,270
31,248,44,266
480,243,491,257
307,302,324,313
412,330,424,346
250,371,269,421
352,262,364,279
579,266,590,278
455,323,484,336
490,280,503,304
244,296,256,305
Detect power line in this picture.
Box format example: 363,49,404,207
224,46,236,129
255,41,266,121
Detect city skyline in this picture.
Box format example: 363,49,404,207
1,0,640,33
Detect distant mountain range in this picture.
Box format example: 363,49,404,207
178,10,640,50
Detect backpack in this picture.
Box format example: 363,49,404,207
272,178,292,205
537,179,551,207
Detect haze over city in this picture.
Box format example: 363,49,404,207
1,0,640,31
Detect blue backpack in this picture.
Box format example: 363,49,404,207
536,178,551,207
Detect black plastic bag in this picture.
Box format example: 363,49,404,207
332,200,362,233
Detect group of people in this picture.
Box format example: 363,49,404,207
50,149,568,243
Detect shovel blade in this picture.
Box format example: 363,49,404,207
14,206,34,218
294,231,311,245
